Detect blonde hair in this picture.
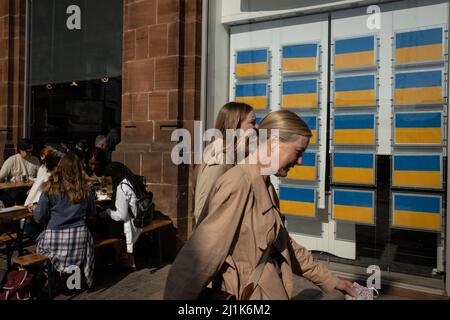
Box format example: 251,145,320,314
258,110,312,142
42,153,89,203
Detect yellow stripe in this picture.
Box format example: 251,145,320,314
393,210,441,231
395,127,441,144
334,129,374,145
282,93,318,108
333,167,374,184
283,57,317,72
333,204,373,224
280,200,315,217
335,51,374,69
310,130,317,144
236,62,268,77
287,166,316,181
393,170,441,188
396,44,443,64
335,89,375,106
235,96,267,110
395,87,443,104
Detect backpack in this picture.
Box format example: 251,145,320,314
122,182,154,228
0,269,34,300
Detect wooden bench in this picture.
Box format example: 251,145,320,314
93,238,121,249
12,253,55,300
140,219,173,265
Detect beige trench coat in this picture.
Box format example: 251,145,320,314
164,164,339,300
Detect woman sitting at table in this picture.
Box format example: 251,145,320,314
33,153,96,288
23,146,62,241
98,162,147,269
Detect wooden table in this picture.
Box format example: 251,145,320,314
0,182,33,191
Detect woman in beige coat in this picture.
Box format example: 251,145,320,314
194,102,256,224
165,110,356,300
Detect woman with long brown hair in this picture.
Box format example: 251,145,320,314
194,102,256,224
33,153,96,288
165,110,356,300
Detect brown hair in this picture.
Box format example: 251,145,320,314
214,102,254,135
42,153,89,203
207,102,254,160
258,110,312,142
39,146,61,172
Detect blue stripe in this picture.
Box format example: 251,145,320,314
335,75,375,92
396,28,442,49
302,116,317,130
283,44,317,58
334,114,374,130
394,155,441,171
395,71,442,88
394,194,441,214
236,83,267,97
333,153,373,169
283,80,317,94
280,186,315,203
302,152,316,167
333,190,373,208
237,49,268,64
335,36,374,54
395,112,441,128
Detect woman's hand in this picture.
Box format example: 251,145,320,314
27,203,38,212
335,278,356,297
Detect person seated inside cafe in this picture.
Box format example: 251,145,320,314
23,146,62,242
0,138,40,183
86,147,108,179
33,153,96,288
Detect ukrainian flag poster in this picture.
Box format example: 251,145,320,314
279,186,316,218
332,188,375,225
392,154,442,189
235,49,269,78
392,192,442,232
334,35,376,70
395,27,443,65
394,70,443,105
394,111,442,145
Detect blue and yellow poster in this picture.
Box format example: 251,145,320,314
282,79,318,109
392,154,442,189
392,193,442,232
235,83,268,110
332,189,375,225
335,74,376,107
282,43,318,73
332,152,375,185
286,152,317,181
235,49,269,78
335,35,375,69
395,27,443,65
279,186,316,218
394,111,442,145
333,113,375,145
394,70,443,105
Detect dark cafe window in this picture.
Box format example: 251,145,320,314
26,0,123,150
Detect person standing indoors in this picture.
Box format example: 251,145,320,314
164,110,356,300
0,138,40,182
194,102,256,224
33,153,96,288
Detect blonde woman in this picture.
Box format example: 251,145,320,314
33,153,96,288
194,102,256,224
165,110,356,300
